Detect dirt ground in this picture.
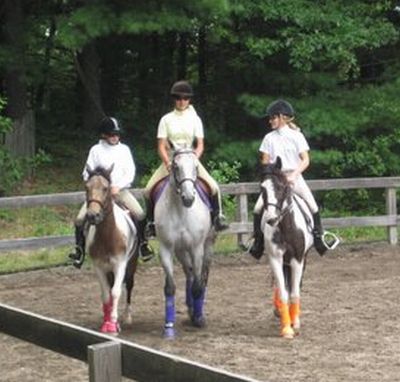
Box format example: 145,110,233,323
0,242,400,382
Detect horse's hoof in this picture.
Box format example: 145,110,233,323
123,314,133,326
163,327,176,339
192,315,206,328
100,320,120,335
281,326,295,339
292,320,301,334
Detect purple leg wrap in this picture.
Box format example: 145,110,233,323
165,295,175,324
186,279,193,309
193,288,205,319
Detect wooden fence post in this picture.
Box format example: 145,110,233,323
385,187,398,245
88,341,122,382
236,194,249,247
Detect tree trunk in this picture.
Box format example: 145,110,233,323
3,0,35,158
197,25,207,118
75,41,103,134
177,32,188,80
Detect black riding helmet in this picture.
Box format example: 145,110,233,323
170,80,194,98
98,116,122,136
264,99,295,118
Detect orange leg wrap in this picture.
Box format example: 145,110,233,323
289,301,301,323
273,287,283,311
279,303,291,329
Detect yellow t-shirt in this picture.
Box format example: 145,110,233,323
157,105,204,149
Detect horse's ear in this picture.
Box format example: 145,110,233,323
276,156,282,170
86,164,94,177
105,163,115,178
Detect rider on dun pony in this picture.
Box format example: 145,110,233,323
68,116,154,268
248,99,340,259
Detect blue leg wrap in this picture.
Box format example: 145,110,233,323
193,288,205,319
165,295,175,324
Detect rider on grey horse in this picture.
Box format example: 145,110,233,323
144,80,228,234
249,99,340,259
68,117,154,268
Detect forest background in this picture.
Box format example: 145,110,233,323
1,0,400,217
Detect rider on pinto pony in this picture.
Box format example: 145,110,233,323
68,117,154,268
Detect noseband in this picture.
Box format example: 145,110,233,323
87,198,105,209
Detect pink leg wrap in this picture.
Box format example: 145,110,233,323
100,320,120,334
102,296,113,322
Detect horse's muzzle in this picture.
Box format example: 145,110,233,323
182,196,194,208
266,217,279,227
87,210,104,225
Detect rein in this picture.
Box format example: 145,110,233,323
264,200,293,225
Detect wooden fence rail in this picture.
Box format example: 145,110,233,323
0,177,399,252
0,303,261,382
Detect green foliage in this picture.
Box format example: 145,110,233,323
207,159,242,218
207,159,242,184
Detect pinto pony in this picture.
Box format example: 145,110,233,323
260,157,314,339
154,148,215,339
85,165,139,335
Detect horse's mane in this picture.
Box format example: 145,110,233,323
87,166,112,183
259,163,287,186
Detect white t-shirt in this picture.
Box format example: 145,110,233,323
82,139,136,189
157,105,204,149
259,125,310,171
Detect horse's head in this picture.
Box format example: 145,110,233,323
171,148,198,207
85,164,114,225
260,157,292,227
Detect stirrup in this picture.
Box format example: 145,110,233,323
322,231,340,250
68,246,85,269
145,222,156,238
139,242,155,262
214,215,229,231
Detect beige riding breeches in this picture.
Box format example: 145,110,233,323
75,189,145,226
144,161,220,197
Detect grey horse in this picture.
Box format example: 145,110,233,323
154,148,215,338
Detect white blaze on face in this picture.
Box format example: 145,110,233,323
264,179,279,221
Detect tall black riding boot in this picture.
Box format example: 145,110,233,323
144,198,156,237
249,213,264,259
312,212,328,256
137,219,154,262
68,225,86,269
211,194,228,231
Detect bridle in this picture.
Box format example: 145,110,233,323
262,177,293,225
86,173,112,214
171,149,198,194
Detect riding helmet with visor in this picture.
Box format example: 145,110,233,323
98,116,122,136
170,80,194,98
264,99,295,119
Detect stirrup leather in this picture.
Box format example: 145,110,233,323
321,231,340,250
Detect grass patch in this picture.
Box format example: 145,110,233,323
0,247,71,275
0,206,78,240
